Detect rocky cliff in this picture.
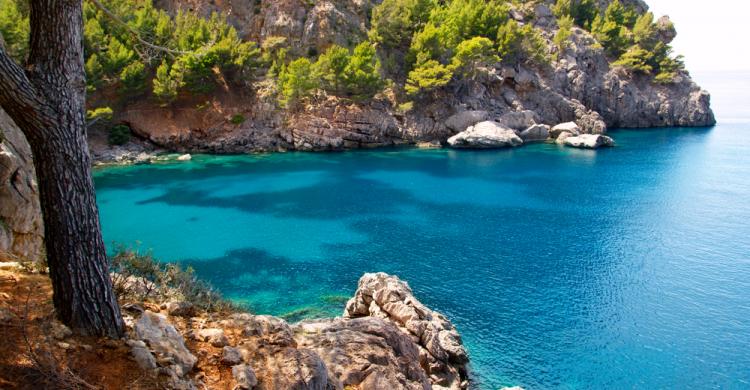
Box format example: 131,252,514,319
97,0,714,157
0,110,43,262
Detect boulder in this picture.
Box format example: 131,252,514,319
447,121,523,149
222,346,243,365
564,134,615,149
497,110,538,131
519,124,551,142
232,364,258,389
550,122,581,138
344,273,468,388
176,153,192,161
445,110,489,132
134,311,197,375
166,301,194,317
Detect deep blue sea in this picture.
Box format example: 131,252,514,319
94,72,750,389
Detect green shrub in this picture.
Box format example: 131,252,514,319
110,247,236,313
552,0,597,29
554,15,574,58
405,59,453,96
278,57,317,108
108,124,131,146
230,114,245,124
0,0,29,61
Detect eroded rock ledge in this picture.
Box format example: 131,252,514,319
125,273,470,390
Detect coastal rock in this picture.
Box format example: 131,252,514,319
445,110,489,132
344,272,469,388
447,121,523,149
497,110,538,130
134,311,197,375
520,124,551,142
176,154,192,161
564,134,615,149
555,131,575,145
551,122,581,138
294,317,430,390
0,109,43,263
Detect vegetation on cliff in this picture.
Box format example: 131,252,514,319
0,0,689,123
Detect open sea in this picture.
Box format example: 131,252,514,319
94,71,750,389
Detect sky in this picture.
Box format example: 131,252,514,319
646,0,749,72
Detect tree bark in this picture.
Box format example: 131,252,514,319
0,0,124,337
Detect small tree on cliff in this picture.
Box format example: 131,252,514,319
0,0,124,336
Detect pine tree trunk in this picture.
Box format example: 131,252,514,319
0,0,124,337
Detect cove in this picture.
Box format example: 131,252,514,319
94,124,750,389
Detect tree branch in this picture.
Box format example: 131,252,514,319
0,47,54,139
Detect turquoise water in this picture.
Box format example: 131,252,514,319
94,75,750,389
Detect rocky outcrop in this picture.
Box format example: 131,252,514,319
0,109,43,263
448,121,523,149
563,134,615,149
124,273,470,389
343,272,469,388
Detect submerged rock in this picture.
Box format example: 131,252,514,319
448,121,523,149
564,134,615,149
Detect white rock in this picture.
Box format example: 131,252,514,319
447,121,523,149
550,122,581,138
564,134,615,149
555,131,575,145
176,154,192,161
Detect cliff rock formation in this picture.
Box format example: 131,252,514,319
0,109,43,262
100,0,715,156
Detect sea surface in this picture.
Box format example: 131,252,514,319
94,72,750,389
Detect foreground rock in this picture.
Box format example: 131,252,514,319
564,134,615,149
124,273,470,389
448,121,523,149
0,109,43,263
343,272,469,388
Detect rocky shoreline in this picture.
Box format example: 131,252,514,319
124,272,471,389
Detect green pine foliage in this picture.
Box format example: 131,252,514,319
0,0,28,60
554,15,574,58
552,0,597,29
554,0,684,83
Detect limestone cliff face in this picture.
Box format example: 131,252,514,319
113,0,714,155
0,109,43,262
